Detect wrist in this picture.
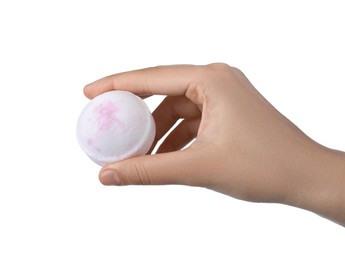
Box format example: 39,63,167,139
284,145,345,226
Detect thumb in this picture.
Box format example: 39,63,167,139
99,149,200,186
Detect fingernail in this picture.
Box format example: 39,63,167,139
100,170,121,185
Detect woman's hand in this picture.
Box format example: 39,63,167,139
84,63,345,226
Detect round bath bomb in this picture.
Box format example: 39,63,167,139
77,90,156,166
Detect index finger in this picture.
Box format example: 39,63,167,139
83,64,200,99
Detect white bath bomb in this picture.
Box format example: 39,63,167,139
77,90,156,166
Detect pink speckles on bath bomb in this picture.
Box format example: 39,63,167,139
77,90,156,166
93,100,118,132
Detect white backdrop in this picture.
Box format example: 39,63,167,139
1,1,344,259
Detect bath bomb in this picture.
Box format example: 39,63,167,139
77,90,156,166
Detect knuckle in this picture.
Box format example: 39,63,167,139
206,62,232,72
164,96,181,120
230,66,245,76
142,74,152,95
205,63,243,77
203,63,233,81
203,63,247,91
186,63,244,103
185,79,206,105
127,163,152,185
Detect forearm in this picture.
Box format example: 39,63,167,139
285,145,345,226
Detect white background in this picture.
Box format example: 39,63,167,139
1,0,345,259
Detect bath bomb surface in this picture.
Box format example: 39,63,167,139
77,90,156,166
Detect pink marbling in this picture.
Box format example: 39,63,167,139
87,138,94,145
93,100,118,132
77,90,156,166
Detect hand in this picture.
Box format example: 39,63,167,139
84,63,345,226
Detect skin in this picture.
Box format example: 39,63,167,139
84,63,345,227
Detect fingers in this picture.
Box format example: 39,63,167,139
99,149,200,186
156,117,200,153
148,95,201,153
84,65,201,99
